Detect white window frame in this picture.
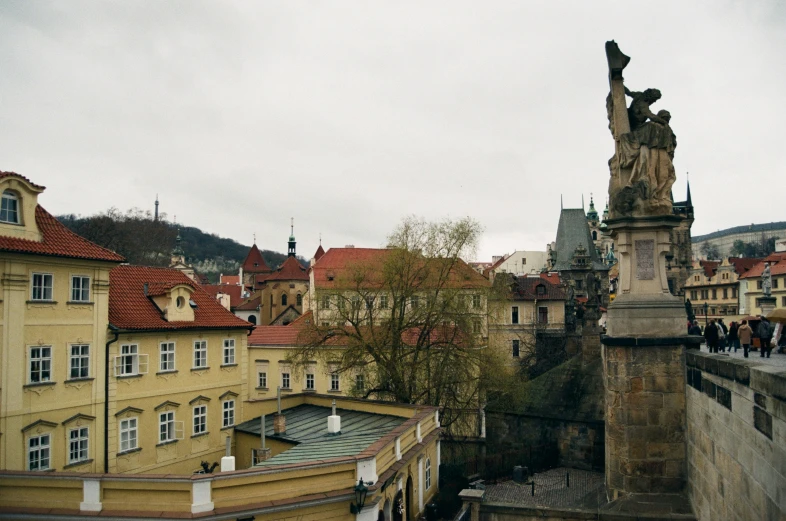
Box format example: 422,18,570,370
70,275,91,302
159,411,183,443
425,457,432,489
119,417,138,453
305,372,315,390
321,295,330,309
379,294,389,309
281,372,291,389
0,190,20,224
258,371,267,388
31,273,53,301
193,340,208,369
29,346,52,384
68,426,89,464
114,344,148,377
193,405,207,435
355,373,364,392
222,400,235,428
69,344,90,379
222,339,235,365
159,342,175,372
330,372,340,391
512,339,520,358
28,434,50,471
471,294,481,309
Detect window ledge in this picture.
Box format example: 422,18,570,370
302,389,316,393
328,389,342,394
24,381,55,388
65,377,94,384
66,301,94,305
280,388,292,392
156,370,178,376
26,300,58,305
191,367,210,372
220,363,238,368
191,432,210,439
255,387,269,391
116,374,143,380
157,439,179,447
63,459,93,470
220,425,235,431
117,447,142,456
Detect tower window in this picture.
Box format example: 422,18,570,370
281,293,288,306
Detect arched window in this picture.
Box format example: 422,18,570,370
592,231,598,240
247,315,257,325
296,293,302,307
1,190,19,224
425,457,432,489
281,294,288,306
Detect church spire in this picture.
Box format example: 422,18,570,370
686,174,693,208
154,194,159,221
288,218,296,257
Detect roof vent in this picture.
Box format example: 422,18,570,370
327,399,341,434
344,245,355,248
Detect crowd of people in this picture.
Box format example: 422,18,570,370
688,316,785,358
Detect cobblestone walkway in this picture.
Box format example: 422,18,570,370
698,343,786,368
483,467,605,509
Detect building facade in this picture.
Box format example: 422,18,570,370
683,258,759,320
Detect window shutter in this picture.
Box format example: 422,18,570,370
138,354,149,375
174,421,185,440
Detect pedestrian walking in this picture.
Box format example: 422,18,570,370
704,318,720,353
718,319,728,352
728,321,739,352
738,320,753,358
758,317,773,358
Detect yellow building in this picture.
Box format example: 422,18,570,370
0,393,440,521
488,273,567,368
105,265,252,474
739,253,786,316
0,171,125,473
683,257,759,319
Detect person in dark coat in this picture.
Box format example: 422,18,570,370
718,319,728,352
728,321,739,352
704,318,720,353
758,317,773,358
688,320,702,336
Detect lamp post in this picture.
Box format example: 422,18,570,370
349,478,373,514
703,302,709,328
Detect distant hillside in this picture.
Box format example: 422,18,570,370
57,208,296,283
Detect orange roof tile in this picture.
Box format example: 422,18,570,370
728,257,761,276
699,260,720,278
0,205,125,262
242,244,271,273
202,283,245,308
739,255,786,279
220,275,240,285
313,245,325,262
255,256,309,285
512,275,566,300
109,265,252,331
235,294,261,311
0,171,46,190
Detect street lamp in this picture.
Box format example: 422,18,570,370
349,478,372,514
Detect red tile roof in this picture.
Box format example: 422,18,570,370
482,255,508,277
512,275,566,300
739,254,786,279
539,272,562,285
248,313,314,346
109,265,252,331
202,283,245,308
242,244,270,273
699,260,720,278
0,171,46,190
220,274,240,285
257,255,308,282
728,257,761,276
312,248,489,290
0,205,125,262
313,245,325,262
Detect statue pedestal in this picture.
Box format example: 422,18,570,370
758,296,776,317
602,215,696,499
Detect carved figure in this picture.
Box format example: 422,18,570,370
762,263,772,297
605,42,678,218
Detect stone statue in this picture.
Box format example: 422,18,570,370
586,271,601,308
605,41,678,218
762,263,772,297
685,299,695,322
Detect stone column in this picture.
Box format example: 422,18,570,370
758,296,776,317
602,216,698,499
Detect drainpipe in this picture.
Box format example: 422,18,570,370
104,326,120,474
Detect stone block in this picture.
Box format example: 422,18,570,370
627,409,648,426
630,376,643,393
717,359,735,380
753,406,773,440
705,357,719,376
664,393,686,409
625,392,664,408
702,378,717,399
645,375,685,393
716,386,732,410
734,363,751,386
754,392,767,409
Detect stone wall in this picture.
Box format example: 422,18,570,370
685,351,786,521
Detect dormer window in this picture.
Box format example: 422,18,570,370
1,190,19,224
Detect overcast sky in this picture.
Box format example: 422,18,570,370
1,1,784,262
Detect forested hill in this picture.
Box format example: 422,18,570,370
57,208,294,283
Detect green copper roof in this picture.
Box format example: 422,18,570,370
235,404,407,466
553,209,608,272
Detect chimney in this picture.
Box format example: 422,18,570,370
274,386,286,434
327,399,341,434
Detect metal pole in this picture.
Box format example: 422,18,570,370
261,414,266,449
332,399,336,416
225,435,231,457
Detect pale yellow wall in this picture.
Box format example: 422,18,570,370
108,329,248,474
256,280,309,325
0,176,43,241
0,253,113,472
741,276,786,316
